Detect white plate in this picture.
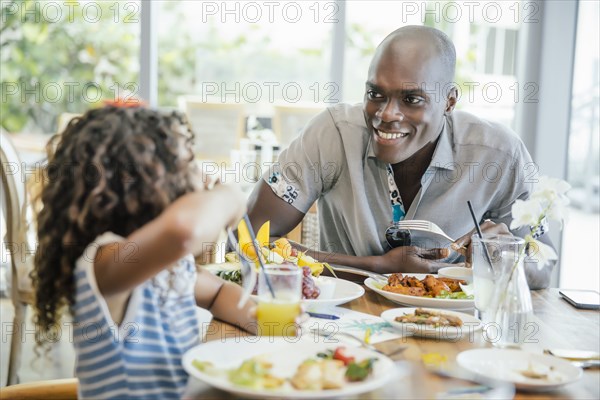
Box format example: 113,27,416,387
437,266,473,284
456,349,583,391
364,274,474,310
251,277,364,310
307,277,365,308
204,264,364,309
380,307,482,339
183,336,399,399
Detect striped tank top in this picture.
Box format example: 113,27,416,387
73,232,200,399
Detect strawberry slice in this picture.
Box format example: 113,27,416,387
333,347,355,366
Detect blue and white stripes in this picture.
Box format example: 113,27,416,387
72,233,200,399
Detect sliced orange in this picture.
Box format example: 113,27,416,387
237,220,270,262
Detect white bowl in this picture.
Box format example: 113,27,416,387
438,266,473,283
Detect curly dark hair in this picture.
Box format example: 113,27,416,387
32,106,197,349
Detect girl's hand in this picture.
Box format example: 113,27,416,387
202,175,220,191
217,184,247,228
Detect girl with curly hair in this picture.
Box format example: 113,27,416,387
33,105,255,398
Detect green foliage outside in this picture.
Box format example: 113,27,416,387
1,0,138,134
1,0,476,134
157,2,331,107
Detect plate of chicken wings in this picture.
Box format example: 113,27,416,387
364,273,475,310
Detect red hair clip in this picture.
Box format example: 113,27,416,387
103,97,147,108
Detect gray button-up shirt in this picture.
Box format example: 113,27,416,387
265,103,535,261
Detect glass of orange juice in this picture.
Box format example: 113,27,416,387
256,265,302,337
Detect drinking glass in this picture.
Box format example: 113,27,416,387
256,265,302,337
471,234,523,322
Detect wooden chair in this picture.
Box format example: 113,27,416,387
271,104,323,147
178,97,246,162
0,378,78,400
1,130,36,385
286,203,319,248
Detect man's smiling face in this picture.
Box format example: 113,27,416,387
363,37,456,164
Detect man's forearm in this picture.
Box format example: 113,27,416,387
288,240,381,272
307,248,381,272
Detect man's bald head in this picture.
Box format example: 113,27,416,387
363,26,459,164
369,26,456,84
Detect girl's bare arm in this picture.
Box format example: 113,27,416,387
93,184,246,296
194,268,257,334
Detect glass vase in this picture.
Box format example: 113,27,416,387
486,238,533,348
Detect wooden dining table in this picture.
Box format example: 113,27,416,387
185,287,600,399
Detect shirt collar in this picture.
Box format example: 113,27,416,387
366,130,377,159
428,116,455,171
366,116,455,170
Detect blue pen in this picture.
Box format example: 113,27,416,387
307,312,340,320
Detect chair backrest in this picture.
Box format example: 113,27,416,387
301,203,320,249
1,130,35,295
271,104,323,147
0,378,78,399
178,97,246,162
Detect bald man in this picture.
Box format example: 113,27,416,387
247,26,554,289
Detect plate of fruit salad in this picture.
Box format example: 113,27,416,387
204,221,364,309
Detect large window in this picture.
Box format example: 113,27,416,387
2,0,529,134
343,1,522,129
157,1,334,115
1,0,140,134
561,0,600,292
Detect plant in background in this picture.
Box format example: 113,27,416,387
510,176,571,268
1,0,138,134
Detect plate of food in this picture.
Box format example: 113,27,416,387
456,349,583,391
205,221,364,308
364,273,474,309
380,307,482,339
183,336,399,399
205,263,364,309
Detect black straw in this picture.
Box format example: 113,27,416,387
467,201,494,268
243,215,276,299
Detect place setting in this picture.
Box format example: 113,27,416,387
189,208,594,398
203,220,365,311
185,218,408,398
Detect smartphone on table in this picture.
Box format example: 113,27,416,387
559,289,600,310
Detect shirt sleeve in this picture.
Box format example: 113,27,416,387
484,138,535,233
263,107,345,214
74,232,142,327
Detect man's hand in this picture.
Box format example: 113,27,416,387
451,220,511,266
376,246,453,274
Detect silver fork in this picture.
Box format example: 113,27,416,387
396,221,455,242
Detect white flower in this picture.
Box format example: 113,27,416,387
531,177,571,217
511,176,571,231
526,239,558,269
508,175,570,270
533,176,571,198
547,199,570,227
510,198,543,230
